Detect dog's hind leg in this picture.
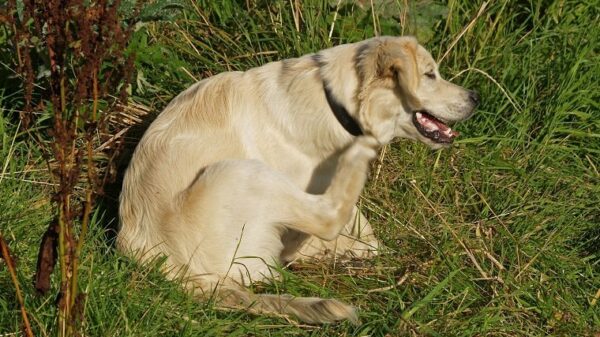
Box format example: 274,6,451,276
275,136,379,243
167,135,375,276
294,206,381,260
162,136,377,323
176,136,379,264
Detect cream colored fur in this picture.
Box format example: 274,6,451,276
118,36,477,324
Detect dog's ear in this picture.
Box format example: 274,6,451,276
357,37,422,109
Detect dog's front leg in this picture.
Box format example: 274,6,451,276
343,207,381,257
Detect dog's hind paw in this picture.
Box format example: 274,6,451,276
344,136,379,163
355,135,380,150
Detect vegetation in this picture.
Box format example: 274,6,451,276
2,0,135,335
1,0,598,336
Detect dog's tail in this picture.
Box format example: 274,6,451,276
204,284,358,324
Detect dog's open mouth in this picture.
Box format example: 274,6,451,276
412,110,459,144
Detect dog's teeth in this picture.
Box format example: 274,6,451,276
416,113,440,132
424,121,439,131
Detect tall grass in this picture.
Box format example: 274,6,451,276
1,0,598,336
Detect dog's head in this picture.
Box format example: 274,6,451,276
355,36,479,148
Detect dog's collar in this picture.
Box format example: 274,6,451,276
323,82,363,137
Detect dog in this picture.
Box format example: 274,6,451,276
118,36,479,324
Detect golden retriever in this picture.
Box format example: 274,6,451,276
118,36,479,324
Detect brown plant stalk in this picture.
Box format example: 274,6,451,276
0,234,35,337
5,0,137,335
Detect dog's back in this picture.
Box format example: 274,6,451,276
118,70,254,253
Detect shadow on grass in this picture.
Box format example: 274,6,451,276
100,110,159,247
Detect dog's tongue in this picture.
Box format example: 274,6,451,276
415,112,459,138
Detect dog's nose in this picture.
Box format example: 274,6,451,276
469,90,480,106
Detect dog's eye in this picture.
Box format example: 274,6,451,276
425,72,436,80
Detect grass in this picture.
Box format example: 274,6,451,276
1,0,599,336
